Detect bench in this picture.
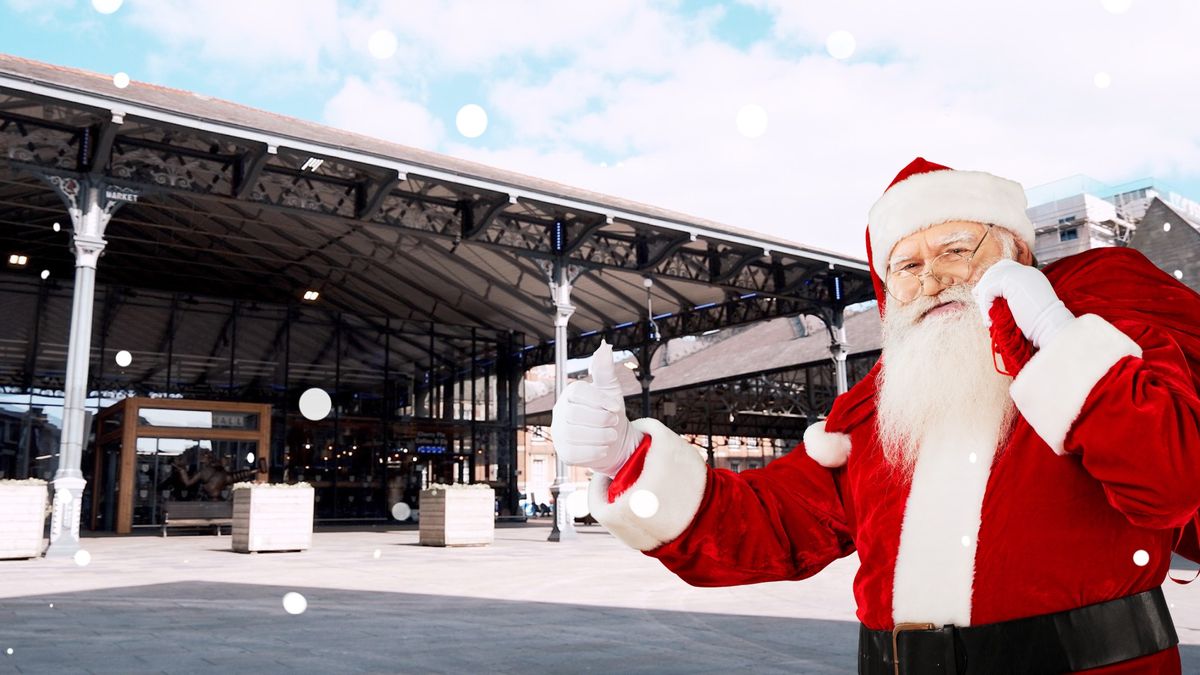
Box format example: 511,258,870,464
161,500,233,537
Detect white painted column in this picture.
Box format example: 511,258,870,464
547,260,577,542
831,315,849,395
46,184,109,558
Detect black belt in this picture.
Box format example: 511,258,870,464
859,588,1177,674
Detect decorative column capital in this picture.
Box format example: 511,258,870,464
40,173,140,238
72,233,107,268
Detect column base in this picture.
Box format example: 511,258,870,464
45,476,86,559
547,482,577,542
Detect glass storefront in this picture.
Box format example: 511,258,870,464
0,395,62,481
0,273,526,530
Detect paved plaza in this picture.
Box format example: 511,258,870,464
1,523,1199,674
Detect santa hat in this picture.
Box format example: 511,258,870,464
806,157,1035,469
866,157,1036,282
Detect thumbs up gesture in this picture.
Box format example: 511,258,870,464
550,341,640,477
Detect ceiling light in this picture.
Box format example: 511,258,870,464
302,290,320,301
8,254,28,267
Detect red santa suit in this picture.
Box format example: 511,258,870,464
585,159,1200,674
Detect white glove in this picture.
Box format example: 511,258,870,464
972,258,1075,349
549,340,640,477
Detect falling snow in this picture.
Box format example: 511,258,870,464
735,104,767,139
826,30,857,60
390,502,412,521
282,592,307,615
299,388,332,421
91,0,123,14
456,104,488,139
629,489,660,519
367,30,397,60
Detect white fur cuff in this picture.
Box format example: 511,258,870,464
1010,314,1142,455
587,418,708,551
804,421,852,468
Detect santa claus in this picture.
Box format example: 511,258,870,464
551,158,1200,674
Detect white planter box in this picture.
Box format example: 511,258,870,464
419,486,495,547
231,485,314,553
0,482,48,559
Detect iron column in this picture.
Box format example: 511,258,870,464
47,183,108,558
547,258,577,542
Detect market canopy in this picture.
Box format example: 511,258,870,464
0,54,874,375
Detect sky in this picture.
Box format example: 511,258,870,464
2,0,1199,257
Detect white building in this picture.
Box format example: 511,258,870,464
1026,175,1200,266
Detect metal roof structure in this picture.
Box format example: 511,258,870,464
0,54,874,376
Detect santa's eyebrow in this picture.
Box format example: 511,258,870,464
888,230,979,268
934,230,977,247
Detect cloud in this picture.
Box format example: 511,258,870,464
343,1,660,72
124,0,342,72
5,0,74,17
323,76,444,151
453,0,1200,255
41,0,1200,259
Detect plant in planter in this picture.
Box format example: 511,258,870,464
418,483,495,547
0,478,49,559
230,482,314,554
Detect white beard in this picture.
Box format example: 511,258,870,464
876,284,1016,477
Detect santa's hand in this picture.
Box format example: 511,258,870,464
550,341,640,477
972,259,1074,349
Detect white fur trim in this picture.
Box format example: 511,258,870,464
803,421,851,468
868,169,1035,279
1009,314,1142,455
587,418,708,551
892,424,1001,627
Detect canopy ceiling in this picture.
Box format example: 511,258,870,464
0,54,874,368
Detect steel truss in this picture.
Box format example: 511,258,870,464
0,91,873,360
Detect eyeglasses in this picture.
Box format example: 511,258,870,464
884,225,993,304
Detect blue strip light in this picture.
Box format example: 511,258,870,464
553,220,565,253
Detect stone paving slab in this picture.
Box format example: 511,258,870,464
0,524,1197,673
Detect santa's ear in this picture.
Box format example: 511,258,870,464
1010,230,1034,265
993,224,1034,266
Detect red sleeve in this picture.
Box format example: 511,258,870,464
1011,314,1200,529
647,449,857,586
1072,321,1200,529
588,418,856,586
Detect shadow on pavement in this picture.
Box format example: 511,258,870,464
0,581,856,674
2,581,1197,674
